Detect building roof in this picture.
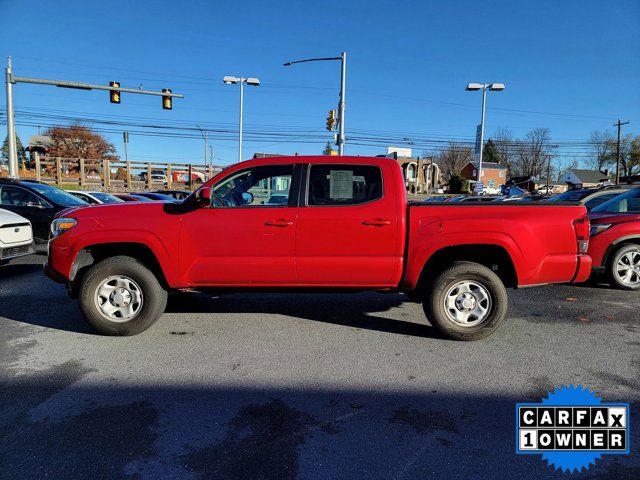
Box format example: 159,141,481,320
465,161,507,170
566,169,610,184
480,162,508,170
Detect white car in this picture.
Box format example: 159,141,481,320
0,208,34,264
66,190,124,205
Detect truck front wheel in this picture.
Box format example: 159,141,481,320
78,256,168,335
423,261,508,341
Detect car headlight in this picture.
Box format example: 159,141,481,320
51,218,77,237
589,224,611,237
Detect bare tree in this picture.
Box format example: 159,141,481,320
434,142,473,181
586,130,615,171
493,127,515,172
512,128,552,178
616,133,640,177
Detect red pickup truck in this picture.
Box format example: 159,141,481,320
45,156,592,340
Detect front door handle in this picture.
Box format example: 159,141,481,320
362,218,391,226
265,219,294,227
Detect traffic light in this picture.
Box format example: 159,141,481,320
326,109,337,131
162,88,172,110
109,81,121,104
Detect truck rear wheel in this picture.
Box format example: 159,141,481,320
78,256,167,335
423,261,508,341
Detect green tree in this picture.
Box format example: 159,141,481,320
482,139,500,164
322,141,334,156
448,174,469,194
1,134,27,167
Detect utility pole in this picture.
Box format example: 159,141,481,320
196,125,208,166
209,145,214,169
123,131,129,162
614,119,630,185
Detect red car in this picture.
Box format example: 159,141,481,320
588,187,640,290
44,156,591,340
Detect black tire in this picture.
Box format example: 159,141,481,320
607,244,640,291
423,261,508,341
79,256,167,335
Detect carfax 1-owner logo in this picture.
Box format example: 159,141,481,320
516,385,630,473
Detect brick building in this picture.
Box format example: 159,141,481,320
461,161,507,194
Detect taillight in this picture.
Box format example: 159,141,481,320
573,215,590,254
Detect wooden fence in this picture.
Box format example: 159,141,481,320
12,156,224,190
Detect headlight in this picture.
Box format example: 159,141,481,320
589,224,611,237
51,218,77,237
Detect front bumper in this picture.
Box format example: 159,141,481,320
572,254,593,283
43,261,66,284
0,241,35,261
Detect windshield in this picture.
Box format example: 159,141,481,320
91,192,124,203
591,188,640,214
546,189,592,202
30,183,88,207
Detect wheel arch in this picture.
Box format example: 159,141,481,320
69,242,169,297
602,235,640,269
412,244,518,295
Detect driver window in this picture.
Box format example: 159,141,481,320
211,165,293,207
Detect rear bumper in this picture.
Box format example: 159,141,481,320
572,254,592,283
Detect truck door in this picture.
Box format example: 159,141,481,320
295,162,400,286
180,164,300,286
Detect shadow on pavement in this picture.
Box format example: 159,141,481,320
0,259,441,338
0,368,637,480
166,291,443,339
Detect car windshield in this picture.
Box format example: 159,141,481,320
29,183,88,207
91,192,124,203
591,188,640,213
546,189,593,202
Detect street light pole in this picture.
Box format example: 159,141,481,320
238,79,244,163
224,76,260,163
284,52,347,155
466,82,505,194
478,86,487,189
5,57,18,179
338,52,346,155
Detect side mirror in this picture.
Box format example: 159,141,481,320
195,187,212,207
26,201,43,209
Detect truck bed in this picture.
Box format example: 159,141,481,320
403,202,591,289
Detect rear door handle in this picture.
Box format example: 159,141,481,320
362,218,391,226
265,219,294,227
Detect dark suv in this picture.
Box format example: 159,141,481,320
0,179,87,250
546,185,634,210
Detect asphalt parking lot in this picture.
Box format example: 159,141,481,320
0,255,638,479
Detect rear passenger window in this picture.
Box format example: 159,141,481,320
308,165,382,206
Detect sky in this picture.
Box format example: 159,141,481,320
0,0,639,168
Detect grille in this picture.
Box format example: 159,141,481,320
0,244,32,259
